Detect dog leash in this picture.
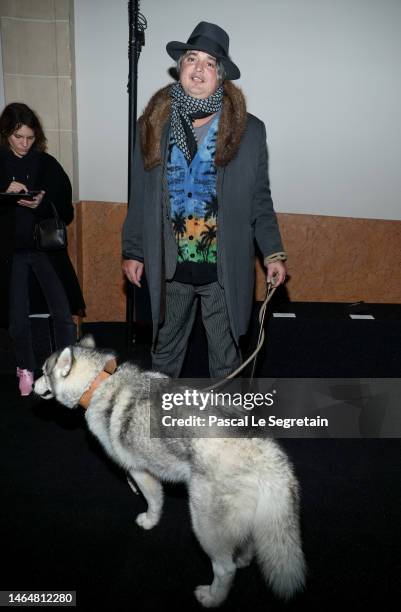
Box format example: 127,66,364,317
78,281,277,406
198,280,277,392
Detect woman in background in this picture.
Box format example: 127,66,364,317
0,102,85,396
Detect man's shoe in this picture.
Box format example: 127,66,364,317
16,368,34,396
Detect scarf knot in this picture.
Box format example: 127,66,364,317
170,82,223,162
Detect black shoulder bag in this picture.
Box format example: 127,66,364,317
34,201,68,251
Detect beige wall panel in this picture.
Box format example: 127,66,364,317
1,0,76,195
15,0,55,20
55,20,71,76
18,75,58,128
56,76,72,129
0,1,17,18
1,17,18,73
44,129,60,159
58,130,74,182
2,19,57,75
54,0,70,20
71,130,79,201
2,73,19,101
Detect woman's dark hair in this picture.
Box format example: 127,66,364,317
0,102,47,151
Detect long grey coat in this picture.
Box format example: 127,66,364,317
122,83,284,343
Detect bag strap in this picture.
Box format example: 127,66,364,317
46,200,64,225
48,200,59,218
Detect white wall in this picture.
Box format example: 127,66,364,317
74,0,128,202
74,0,401,220
0,30,5,110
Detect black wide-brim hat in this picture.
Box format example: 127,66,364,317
166,21,240,81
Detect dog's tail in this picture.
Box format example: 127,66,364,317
252,478,306,600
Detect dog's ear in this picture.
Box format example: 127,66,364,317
56,347,74,378
77,334,96,349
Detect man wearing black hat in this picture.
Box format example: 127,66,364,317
122,22,287,378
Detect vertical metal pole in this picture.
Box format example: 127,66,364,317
126,0,144,348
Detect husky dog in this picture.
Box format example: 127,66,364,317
34,336,306,608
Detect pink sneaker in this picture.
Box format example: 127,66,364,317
16,367,34,396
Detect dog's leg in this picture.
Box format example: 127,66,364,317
127,469,163,530
234,538,255,569
189,482,237,608
194,557,236,609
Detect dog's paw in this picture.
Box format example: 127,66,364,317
194,585,221,608
135,512,159,530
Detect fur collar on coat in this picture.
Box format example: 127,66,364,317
139,81,247,170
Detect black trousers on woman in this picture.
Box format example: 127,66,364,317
8,251,76,371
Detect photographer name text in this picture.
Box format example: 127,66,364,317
161,415,329,429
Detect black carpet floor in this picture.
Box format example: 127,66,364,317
1,303,401,610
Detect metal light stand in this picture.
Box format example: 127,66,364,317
126,1,146,349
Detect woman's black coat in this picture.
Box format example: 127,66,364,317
0,146,85,326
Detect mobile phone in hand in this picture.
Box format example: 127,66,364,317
19,190,41,201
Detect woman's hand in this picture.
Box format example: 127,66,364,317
6,180,28,194
17,190,45,209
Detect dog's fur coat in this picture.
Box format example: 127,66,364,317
34,337,306,607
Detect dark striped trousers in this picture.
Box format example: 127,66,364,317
151,280,241,378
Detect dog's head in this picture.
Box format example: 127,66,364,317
34,335,116,409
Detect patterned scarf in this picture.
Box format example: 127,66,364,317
170,82,223,162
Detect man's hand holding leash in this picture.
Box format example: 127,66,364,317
266,260,287,287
